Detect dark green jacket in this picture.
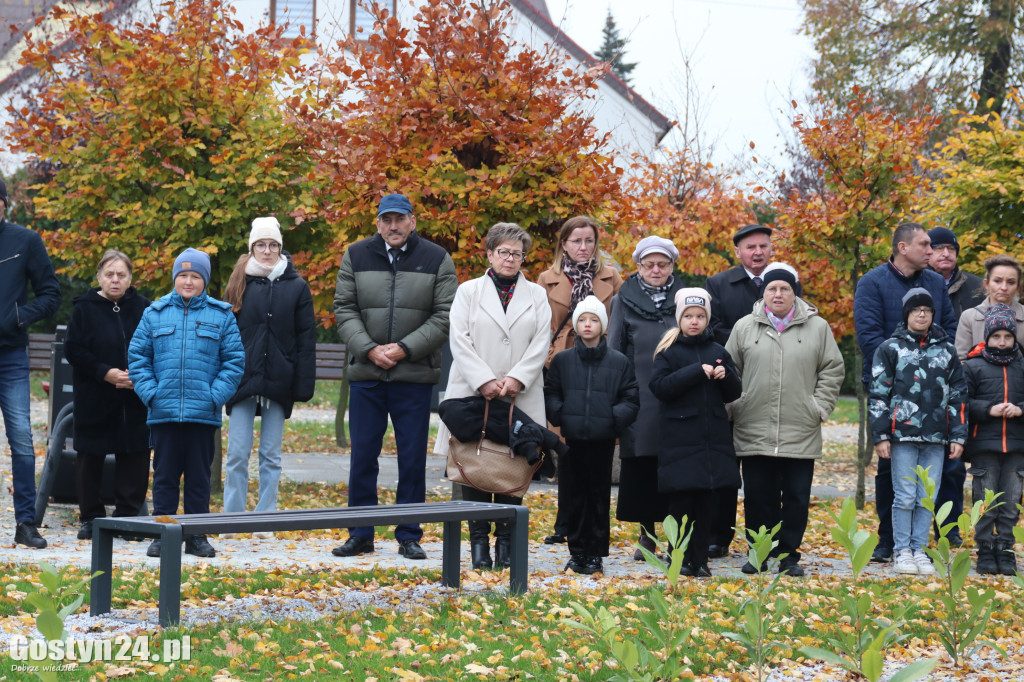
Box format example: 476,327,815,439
333,232,457,383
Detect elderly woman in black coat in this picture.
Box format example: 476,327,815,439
222,217,316,527
64,250,151,540
607,235,683,559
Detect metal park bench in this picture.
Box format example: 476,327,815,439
90,501,529,626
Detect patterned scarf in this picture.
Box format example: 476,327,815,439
637,274,676,309
562,255,597,313
487,268,518,311
766,304,795,333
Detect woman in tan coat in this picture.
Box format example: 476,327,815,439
537,216,622,543
436,222,551,569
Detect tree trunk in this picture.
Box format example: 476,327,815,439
210,426,223,494
974,0,1013,116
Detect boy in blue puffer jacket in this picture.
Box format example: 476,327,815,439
129,248,245,559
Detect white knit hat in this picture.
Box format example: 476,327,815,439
572,295,608,332
674,287,712,325
249,216,283,251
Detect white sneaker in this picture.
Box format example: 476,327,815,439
895,549,918,575
914,550,936,575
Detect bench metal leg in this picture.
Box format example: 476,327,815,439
509,506,529,594
158,525,184,627
441,520,461,589
90,527,114,617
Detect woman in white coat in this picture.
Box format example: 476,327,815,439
436,222,552,569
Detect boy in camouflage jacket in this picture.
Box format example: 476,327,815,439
869,288,968,576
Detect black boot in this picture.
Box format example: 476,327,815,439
469,521,492,569
996,540,1018,576
493,519,511,568
976,542,998,575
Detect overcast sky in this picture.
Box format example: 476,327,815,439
547,0,815,174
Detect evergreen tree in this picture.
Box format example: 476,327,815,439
594,10,636,83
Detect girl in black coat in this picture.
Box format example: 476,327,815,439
64,250,151,540
649,288,742,577
546,295,639,575
222,218,316,524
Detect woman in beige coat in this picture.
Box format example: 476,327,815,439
436,222,551,569
725,263,844,577
537,215,622,543
955,255,1024,360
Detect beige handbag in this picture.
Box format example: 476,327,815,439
446,398,543,496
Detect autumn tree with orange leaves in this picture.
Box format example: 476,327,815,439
5,0,325,290
291,0,626,309
773,89,939,506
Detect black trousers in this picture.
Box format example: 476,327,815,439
934,447,966,538
461,485,521,537
668,489,715,569
561,438,616,557
876,457,894,549
741,456,815,562
708,468,739,548
150,423,217,516
76,450,151,522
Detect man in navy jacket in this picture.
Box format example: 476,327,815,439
0,178,61,549
854,222,956,562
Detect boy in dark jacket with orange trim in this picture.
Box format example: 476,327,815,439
963,302,1024,575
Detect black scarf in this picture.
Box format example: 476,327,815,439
982,343,1019,366
487,269,518,311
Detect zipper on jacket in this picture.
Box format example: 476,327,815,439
1003,365,1008,453
0,253,21,265
116,301,128,452
584,361,593,437
774,328,783,456
180,302,189,418
387,256,397,379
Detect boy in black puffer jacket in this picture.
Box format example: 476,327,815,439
964,302,1024,576
545,295,639,575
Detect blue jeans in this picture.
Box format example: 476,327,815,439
0,348,35,523
224,397,285,513
890,442,944,553
348,380,432,543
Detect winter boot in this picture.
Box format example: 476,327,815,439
469,521,492,569
996,540,1018,576
975,542,998,575
493,519,512,568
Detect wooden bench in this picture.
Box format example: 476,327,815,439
29,333,347,381
90,501,529,627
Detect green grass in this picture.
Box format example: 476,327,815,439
828,395,859,424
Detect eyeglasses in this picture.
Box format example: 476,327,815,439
253,242,281,253
639,260,672,272
495,248,525,263
910,307,934,316
565,238,596,248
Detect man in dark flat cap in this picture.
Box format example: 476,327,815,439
704,223,773,558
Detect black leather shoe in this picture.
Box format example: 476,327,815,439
584,556,604,574
707,544,729,558
565,554,590,574
185,535,216,558
331,536,375,557
77,521,93,540
696,564,712,578
741,561,767,575
15,522,46,549
471,540,492,569
870,546,893,563
679,564,696,577
398,539,427,560
544,534,567,544
779,560,805,577
146,539,161,557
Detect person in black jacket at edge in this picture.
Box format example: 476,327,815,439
222,217,317,534
0,177,61,549
703,224,773,558
64,250,151,541
545,295,639,575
